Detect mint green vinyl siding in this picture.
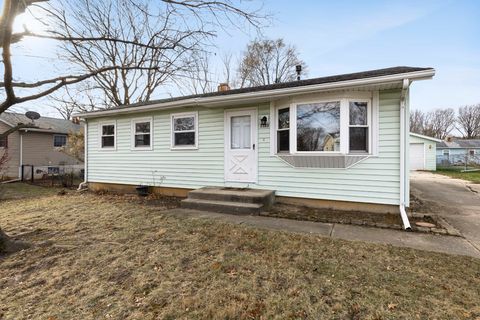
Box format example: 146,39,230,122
87,89,402,205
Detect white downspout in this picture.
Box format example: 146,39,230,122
77,120,88,190
399,78,412,230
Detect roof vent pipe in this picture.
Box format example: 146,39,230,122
296,65,302,80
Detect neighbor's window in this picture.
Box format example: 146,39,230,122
277,107,290,152
469,150,475,156
296,101,340,152
349,101,369,153
101,123,116,148
48,167,60,175
53,135,67,147
0,136,7,148
132,118,152,149
171,112,197,148
443,149,449,156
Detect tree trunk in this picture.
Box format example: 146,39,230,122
0,227,29,254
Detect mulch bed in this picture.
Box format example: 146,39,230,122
261,203,459,235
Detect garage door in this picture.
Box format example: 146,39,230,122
410,143,425,170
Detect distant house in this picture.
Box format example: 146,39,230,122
409,132,440,171
75,66,435,230
0,112,84,180
436,138,480,166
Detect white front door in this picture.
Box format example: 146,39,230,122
225,109,257,182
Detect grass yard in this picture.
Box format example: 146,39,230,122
1,186,479,319
0,182,62,200
436,167,480,184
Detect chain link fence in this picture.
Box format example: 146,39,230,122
21,164,84,188
437,152,480,170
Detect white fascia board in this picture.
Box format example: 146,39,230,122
409,132,442,143
75,69,435,119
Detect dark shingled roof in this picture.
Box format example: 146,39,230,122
90,66,433,112
0,112,81,134
437,139,480,149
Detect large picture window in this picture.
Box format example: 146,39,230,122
296,101,341,152
349,101,369,153
132,118,152,149
100,123,116,149
171,112,198,149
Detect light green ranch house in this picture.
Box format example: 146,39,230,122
76,67,435,230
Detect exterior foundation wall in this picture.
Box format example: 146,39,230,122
88,182,398,214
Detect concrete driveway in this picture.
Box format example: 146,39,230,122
410,171,480,252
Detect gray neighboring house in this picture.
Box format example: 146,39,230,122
0,112,84,180
436,138,480,166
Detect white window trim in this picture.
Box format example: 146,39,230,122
131,117,153,150
53,134,67,148
98,121,117,150
271,92,378,156
347,99,372,154
170,111,198,150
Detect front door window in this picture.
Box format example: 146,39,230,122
231,115,251,149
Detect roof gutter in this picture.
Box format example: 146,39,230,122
399,78,412,231
75,69,435,119
0,118,14,127
409,132,442,143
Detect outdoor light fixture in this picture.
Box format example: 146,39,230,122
260,115,269,128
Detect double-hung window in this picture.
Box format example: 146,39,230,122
171,112,198,149
100,122,116,149
53,135,67,147
132,118,152,149
348,101,370,153
277,107,290,152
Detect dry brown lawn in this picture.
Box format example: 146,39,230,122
1,185,479,319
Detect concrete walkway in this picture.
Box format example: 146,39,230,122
165,208,480,259
411,171,480,253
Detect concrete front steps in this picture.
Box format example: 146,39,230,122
181,187,275,215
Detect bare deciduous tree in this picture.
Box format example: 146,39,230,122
178,51,216,95
410,109,427,135
0,0,266,252
457,104,480,139
177,51,236,95
238,38,306,87
53,0,203,108
423,108,456,140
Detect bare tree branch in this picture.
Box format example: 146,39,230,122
457,104,480,139
0,123,36,140
238,38,307,87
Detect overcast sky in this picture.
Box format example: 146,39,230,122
4,0,480,118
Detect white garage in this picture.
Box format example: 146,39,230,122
409,133,441,171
